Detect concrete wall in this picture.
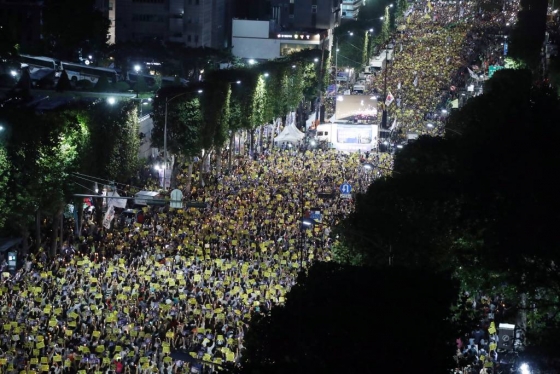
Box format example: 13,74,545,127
138,115,156,160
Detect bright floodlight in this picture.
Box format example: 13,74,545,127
314,58,319,62
197,89,203,93
154,164,161,171
427,123,434,128
0,125,4,131
310,140,316,146
134,64,141,72
520,363,530,374
390,3,394,7
349,32,354,36
363,163,373,170
380,16,384,20
397,144,403,149
264,72,269,77
292,65,296,68
10,70,17,77
248,59,256,65
236,80,241,84
442,109,448,114
369,28,374,32
107,97,116,105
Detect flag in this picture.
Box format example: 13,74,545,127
467,67,478,80
385,91,395,106
451,99,459,109
390,118,398,131
413,76,418,87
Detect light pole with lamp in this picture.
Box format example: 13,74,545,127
134,65,141,98
162,89,203,190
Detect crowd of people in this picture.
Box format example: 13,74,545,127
0,1,521,373
0,150,390,374
369,0,517,138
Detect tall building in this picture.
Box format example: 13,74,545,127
95,0,117,44
115,0,229,49
269,0,341,31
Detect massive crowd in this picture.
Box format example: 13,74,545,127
0,0,519,373
0,150,389,374
369,0,516,138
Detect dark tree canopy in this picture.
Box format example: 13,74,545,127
42,0,110,60
239,263,459,374
336,69,560,354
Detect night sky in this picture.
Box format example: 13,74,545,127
234,0,270,20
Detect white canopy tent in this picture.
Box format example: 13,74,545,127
274,123,305,146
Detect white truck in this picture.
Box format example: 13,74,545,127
367,53,387,74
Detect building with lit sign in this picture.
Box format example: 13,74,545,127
232,19,329,61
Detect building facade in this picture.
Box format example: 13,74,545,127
269,0,341,31
341,0,363,19
95,0,117,44
115,0,229,49
231,19,329,61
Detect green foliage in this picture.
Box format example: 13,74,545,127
241,263,459,374
151,87,204,157
251,76,267,127
113,81,130,93
133,75,150,94
56,70,72,92
94,75,110,92
81,100,140,181
0,106,88,236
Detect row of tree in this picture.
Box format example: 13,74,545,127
0,100,140,256
150,49,328,189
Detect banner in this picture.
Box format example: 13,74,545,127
107,191,127,209
385,91,395,106
103,205,115,229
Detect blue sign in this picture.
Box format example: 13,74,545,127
503,42,508,56
309,208,323,224
340,183,352,194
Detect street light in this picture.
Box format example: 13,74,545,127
264,72,269,77
134,65,141,73
162,89,204,189
10,70,17,77
248,59,256,65
107,97,116,105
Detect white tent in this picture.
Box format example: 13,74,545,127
274,123,305,145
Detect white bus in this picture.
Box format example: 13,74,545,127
61,62,119,84
20,55,61,73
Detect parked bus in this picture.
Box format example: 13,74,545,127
61,62,120,84
19,55,61,73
